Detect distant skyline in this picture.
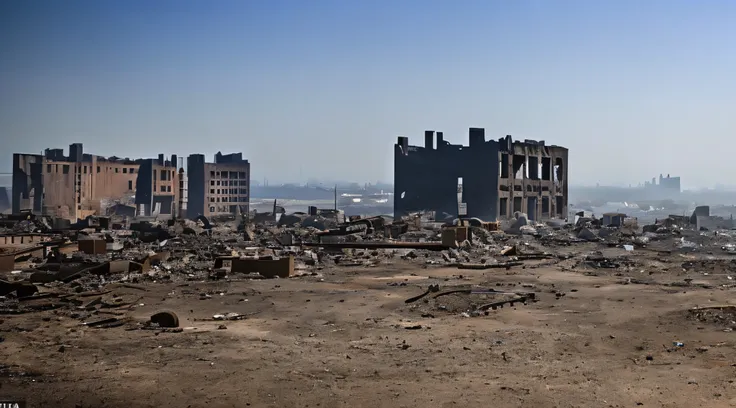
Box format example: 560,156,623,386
1,0,735,189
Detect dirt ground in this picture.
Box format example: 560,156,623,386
2,256,736,408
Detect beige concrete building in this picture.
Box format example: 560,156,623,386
186,152,250,218
13,145,249,221
13,144,141,220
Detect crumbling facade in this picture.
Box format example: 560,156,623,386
0,187,10,213
186,152,250,218
13,144,140,220
134,154,180,217
394,128,568,221
12,144,250,221
178,168,188,219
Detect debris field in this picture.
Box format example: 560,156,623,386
1,210,736,407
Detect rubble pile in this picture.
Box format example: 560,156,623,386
3,206,736,326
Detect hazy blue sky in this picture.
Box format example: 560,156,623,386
1,0,734,188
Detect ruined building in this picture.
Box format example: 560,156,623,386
12,144,250,220
394,128,568,221
13,144,142,220
134,154,180,217
643,174,681,194
186,152,250,218
0,187,10,213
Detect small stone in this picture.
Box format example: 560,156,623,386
217,325,227,330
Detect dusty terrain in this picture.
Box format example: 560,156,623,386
3,248,736,408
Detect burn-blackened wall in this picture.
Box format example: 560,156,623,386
0,187,10,212
394,128,500,220
152,195,174,215
12,153,44,214
186,154,206,218
135,160,154,215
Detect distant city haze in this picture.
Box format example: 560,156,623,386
1,0,735,189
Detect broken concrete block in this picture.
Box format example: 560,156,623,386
510,214,528,229
642,224,658,234
519,225,537,235
141,251,171,272
577,228,597,241
602,213,626,227
0,279,38,297
598,227,616,239
210,268,228,280
501,246,517,256
441,227,470,248
0,252,14,273
276,233,294,246
480,221,500,231
78,238,106,255
106,260,144,274
385,223,410,238
690,206,710,224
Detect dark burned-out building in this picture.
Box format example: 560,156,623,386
134,154,179,217
394,128,568,221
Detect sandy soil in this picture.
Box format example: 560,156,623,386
2,259,736,408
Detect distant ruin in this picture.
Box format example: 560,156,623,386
394,128,569,221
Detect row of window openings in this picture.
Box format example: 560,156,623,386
63,180,178,193
209,196,249,203
211,180,248,186
77,181,168,192
499,155,564,182
499,196,564,217
46,165,178,180
209,205,246,213
48,180,169,203
153,169,175,181
210,188,248,195
210,171,247,179
67,180,136,197
125,181,171,192
48,164,137,175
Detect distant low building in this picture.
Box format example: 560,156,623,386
643,174,681,195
